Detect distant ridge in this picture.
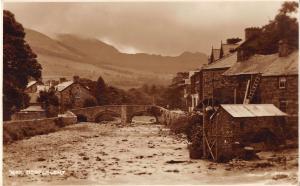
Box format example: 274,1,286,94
25,28,208,88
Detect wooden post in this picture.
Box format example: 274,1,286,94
243,80,250,104
121,105,127,125
202,103,206,158
234,88,237,104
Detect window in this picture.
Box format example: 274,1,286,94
279,77,286,89
279,100,288,112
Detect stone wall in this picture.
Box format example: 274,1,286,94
3,114,77,144
155,106,187,126
11,111,46,121
202,68,234,103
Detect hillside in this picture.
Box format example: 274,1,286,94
25,28,208,88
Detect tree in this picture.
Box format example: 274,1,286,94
95,76,108,105
37,90,59,117
242,2,298,55
3,10,42,120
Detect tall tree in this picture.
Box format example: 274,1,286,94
3,10,42,120
95,76,107,105
37,90,59,117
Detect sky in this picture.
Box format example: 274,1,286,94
4,1,285,56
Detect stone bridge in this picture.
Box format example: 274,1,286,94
71,105,158,124
70,105,186,125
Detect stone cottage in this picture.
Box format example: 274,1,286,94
206,104,287,162
223,48,298,137
200,52,238,105
55,76,97,113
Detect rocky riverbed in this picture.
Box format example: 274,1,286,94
3,117,298,185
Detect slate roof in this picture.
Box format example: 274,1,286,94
203,52,237,70
221,104,287,118
55,81,74,92
26,81,37,88
223,51,298,76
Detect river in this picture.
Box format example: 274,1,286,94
3,116,298,185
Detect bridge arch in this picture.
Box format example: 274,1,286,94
76,114,88,122
94,110,121,123
126,106,160,124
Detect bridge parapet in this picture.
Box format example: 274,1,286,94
70,105,158,124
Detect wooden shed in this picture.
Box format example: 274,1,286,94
205,104,287,162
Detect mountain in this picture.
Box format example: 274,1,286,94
25,28,208,89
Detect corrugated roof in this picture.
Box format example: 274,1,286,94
26,81,37,88
203,52,237,70
223,51,298,76
221,104,287,118
55,81,74,92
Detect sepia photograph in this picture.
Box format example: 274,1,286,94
2,0,299,185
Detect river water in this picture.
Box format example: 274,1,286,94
3,116,298,185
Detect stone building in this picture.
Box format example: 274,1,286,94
206,104,287,162
201,52,238,105
223,49,298,136
55,76,97,113
184,70,200,111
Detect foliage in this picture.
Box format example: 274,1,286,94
95,76,108,105
37,90,59,117
158,73,188,110
243,2,298,55
3,10,42,120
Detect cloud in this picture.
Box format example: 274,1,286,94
4,1,284,55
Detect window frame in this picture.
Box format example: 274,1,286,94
279,77,287,89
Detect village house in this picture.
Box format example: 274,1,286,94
55,76,97,113
183,70,200,112
201,52,238,105
185,38,240,111
223,45,298,138
206,104,287,162
12,80,49,120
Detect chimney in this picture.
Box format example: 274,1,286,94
245,27,261,41
278,40,290,57
73,75,80,83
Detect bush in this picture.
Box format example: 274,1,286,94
169,116,189,134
